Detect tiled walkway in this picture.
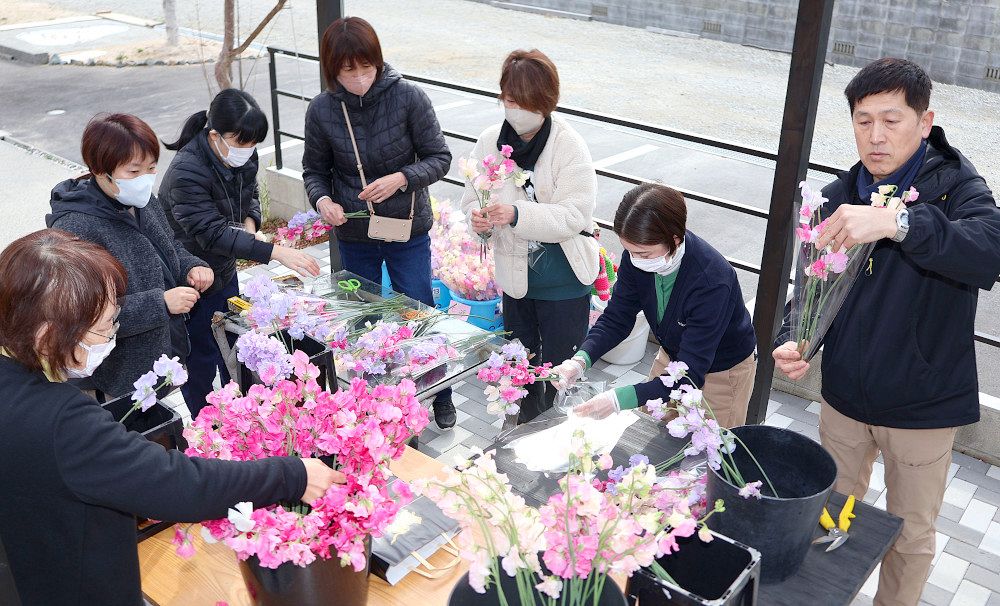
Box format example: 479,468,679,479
162,242,1000,606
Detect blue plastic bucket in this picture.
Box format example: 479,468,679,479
431,279,452,311
381,262,392,298
448,293,503,332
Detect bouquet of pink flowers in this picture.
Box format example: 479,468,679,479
430,198,481,280
785,181,919,360
413,432,725,604
436,247,500,301
459,145,530,260
273,210,333,247
181,350,429,570
476,341,555,415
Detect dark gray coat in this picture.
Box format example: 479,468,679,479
158,129,274,295
302,64,451,243
46,177,209,397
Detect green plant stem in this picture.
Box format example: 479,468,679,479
729,433,780,498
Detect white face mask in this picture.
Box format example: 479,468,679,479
64,339,116,379
338,70,376,97
504,107,545,136
109,173,155,208
213,133,256,168
630,241,686,275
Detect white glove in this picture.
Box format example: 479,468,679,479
573,390,620,420
552,357,587,390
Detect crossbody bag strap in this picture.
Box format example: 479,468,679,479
340,101,375,216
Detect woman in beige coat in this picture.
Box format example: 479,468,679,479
463,49,599,422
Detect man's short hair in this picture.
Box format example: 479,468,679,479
844,58,932,114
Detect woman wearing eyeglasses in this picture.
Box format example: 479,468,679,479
0,229,345,606
46,113,213,399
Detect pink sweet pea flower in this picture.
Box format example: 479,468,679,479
805,258,829,280
822,250,849,274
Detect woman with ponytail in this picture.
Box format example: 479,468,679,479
159,88,320,416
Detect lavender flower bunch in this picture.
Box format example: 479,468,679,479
120,355,189,424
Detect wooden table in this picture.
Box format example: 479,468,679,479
138,448,469,606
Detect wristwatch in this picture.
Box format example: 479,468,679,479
891,209,910,242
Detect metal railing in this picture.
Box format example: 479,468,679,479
265,45,1000,350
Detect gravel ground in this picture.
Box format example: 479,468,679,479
32,0,1000,186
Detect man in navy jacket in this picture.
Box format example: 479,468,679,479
775,58,1000,606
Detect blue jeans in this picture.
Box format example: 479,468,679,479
338,234,450,403
181,274,239,418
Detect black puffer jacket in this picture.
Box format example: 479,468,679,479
302,64,451,243
817,127,1000,429
158,130,273,294
46,177,209,396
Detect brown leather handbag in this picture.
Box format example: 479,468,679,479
341,101,414,242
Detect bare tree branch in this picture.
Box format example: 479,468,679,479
214,0,285,90
214,0,236,89
232,0,287,55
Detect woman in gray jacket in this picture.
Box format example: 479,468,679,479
302,16,455,428
47,113,213,398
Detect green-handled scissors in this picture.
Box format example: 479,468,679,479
337,278,361,293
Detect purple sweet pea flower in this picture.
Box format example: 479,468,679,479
628,454,649,469
243,275,280,304
235,331,293,384
152,355,188,386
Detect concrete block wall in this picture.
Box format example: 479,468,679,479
480,0,1000,93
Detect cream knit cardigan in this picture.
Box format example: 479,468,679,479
460,115,600,299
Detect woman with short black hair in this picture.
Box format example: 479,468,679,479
0,229,342,606
554,183,758,427
46,112,212,399
159,88,320,416
302,16,455,428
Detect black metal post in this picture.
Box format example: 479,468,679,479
316,0,345,91
746,0,835,424
266,48,283,170
315,1,345,271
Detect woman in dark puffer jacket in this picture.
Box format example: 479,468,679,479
302,17,455,428
159,89,320,417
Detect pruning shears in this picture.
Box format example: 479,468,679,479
337,278,361,294
812,495,856,552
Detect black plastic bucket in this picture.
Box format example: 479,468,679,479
625,529,760,605
239,541,370,606
705,425,836,584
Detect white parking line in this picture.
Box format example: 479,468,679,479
433,100,476,112
592,144,660,169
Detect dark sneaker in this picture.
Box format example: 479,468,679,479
433,397,456,430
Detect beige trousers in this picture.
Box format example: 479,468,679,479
647,349,756,428
819,402,958,606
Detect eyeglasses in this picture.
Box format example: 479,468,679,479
87,305,121,343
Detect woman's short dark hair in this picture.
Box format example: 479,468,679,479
844,58,932,114
500,49,560,117
320,17,384,92
0,229,127,374
614,183,687,255
164,88,269,151
81,113,160,175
